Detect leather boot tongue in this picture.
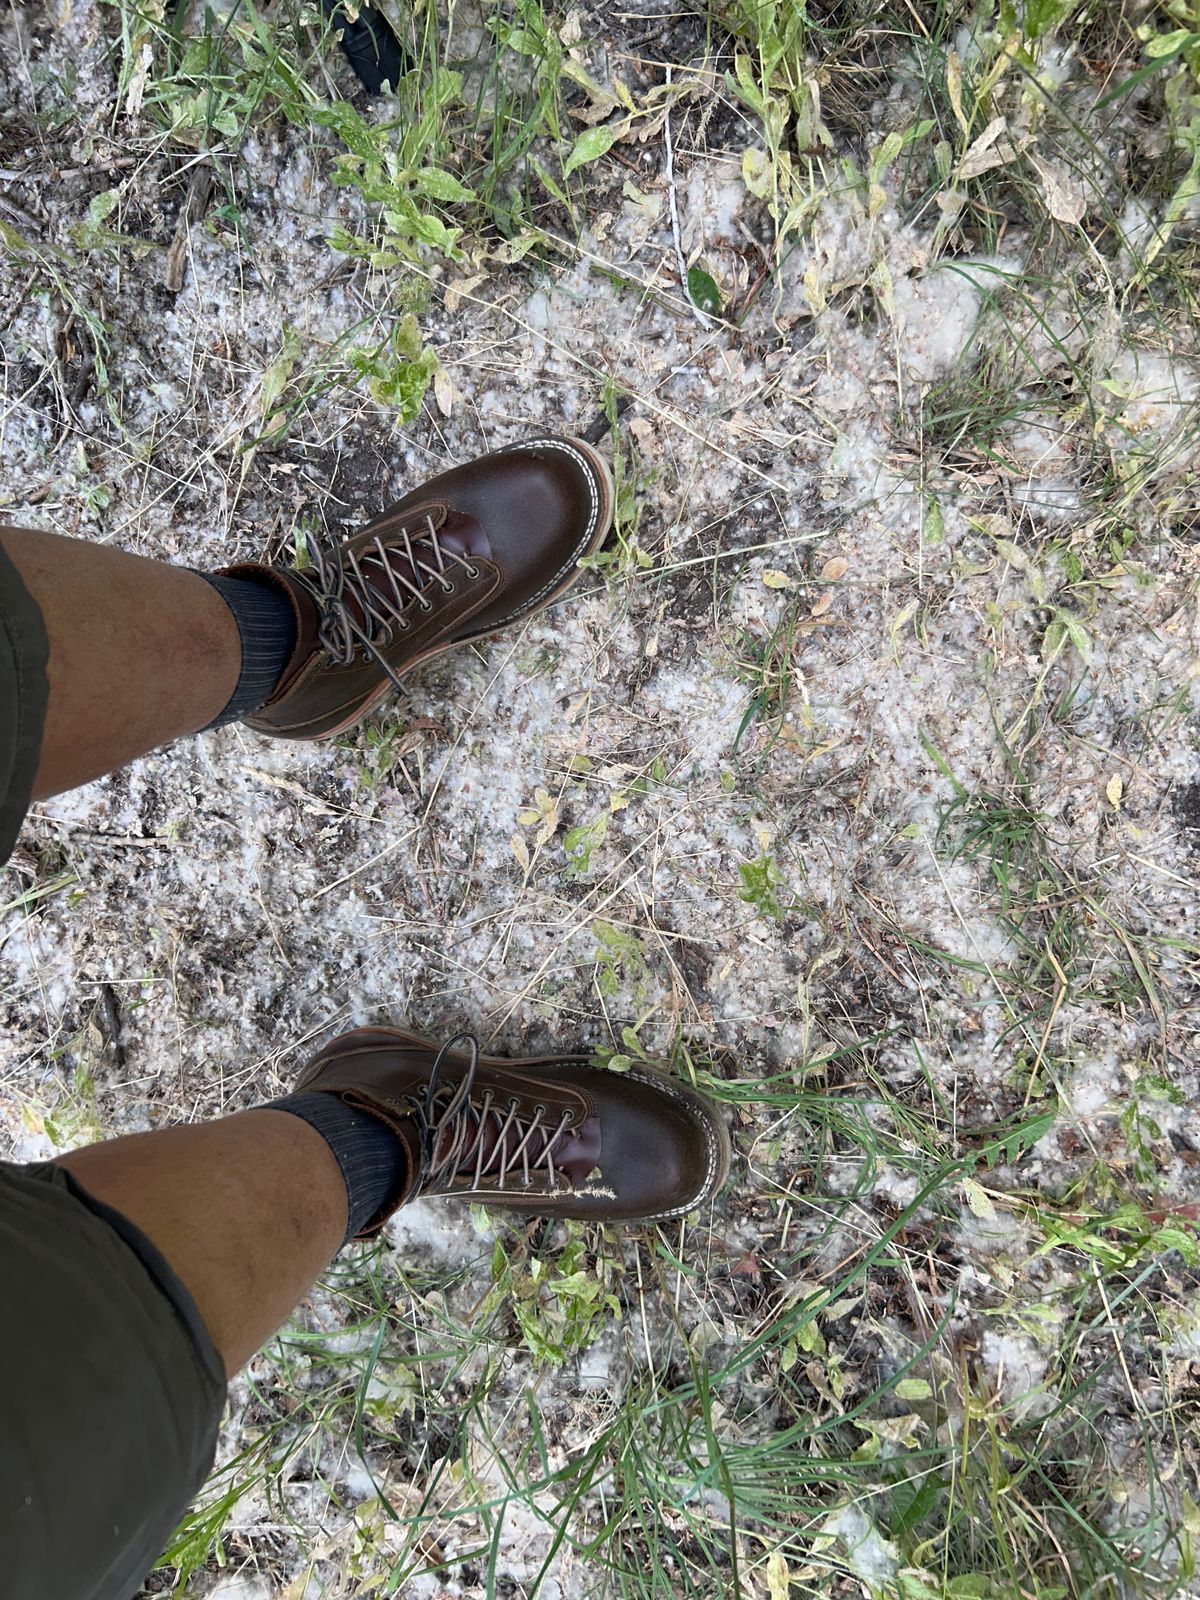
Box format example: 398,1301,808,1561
353,507,492,618
324,512,492,636
553,1119,602,1184
436,510,491,563
435,1106,602,1187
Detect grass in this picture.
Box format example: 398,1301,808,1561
3,0,1200,1596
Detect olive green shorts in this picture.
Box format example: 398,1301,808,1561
0,531,49,867
0,1161,226,1600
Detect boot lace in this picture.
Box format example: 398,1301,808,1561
407,1033,574,1195
296,520,481,689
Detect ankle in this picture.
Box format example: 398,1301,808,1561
195,572,300,729
263,1091,411,1244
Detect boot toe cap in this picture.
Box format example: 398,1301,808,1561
581,1066,730,1221
451,439,612,626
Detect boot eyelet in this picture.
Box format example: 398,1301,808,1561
397,618,410,631
440,579,455,594
419,599,433,612
465,564,481,579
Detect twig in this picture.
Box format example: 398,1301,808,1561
663,64,711,331
0,184,39,232
164,164,214,294
579,393,631,445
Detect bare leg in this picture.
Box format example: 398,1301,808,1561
0,527,242,797
58,1111,348,1373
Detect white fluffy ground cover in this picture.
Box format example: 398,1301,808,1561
3,2,1200,1596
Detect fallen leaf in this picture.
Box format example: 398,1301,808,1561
890,599,918,661
820,555,849,582
954,115,1018,181
246,767,340,816
810,589,834,617
742,146,773,201
511,833,530,871
444,273,485,314
946,50,968,136
963,1176,997,1219
1106,774,1123,810
1029,154,1086,225
762,568,793,589
766,1550,790,1600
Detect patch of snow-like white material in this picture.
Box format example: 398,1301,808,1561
1166,1303,1200,1362
873,1168,920,1207
3,6,1200,1593
577,1334,618,1392
981,1329,1055,1421
384,1198,490,1262
637,663,749,773
818,1501,901,1585
1006,413,1085,521
683,156,746,247
890,258,1015,384
205,1578,274,1600
1068,1056,1126,1119
1099,347,1198,458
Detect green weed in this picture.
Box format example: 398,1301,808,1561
591,919,652,1002
562,811,609,878
737,851,786,920
485,1225,623,1366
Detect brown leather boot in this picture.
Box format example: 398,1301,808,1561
295,1028,731,1236
230,436,613,740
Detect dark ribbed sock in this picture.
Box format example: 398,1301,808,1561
265,1091,409,1244
197,573,299,729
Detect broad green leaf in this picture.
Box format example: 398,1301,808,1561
562,813,608,876
889,1473,940,1536
895,1377,933,1400
742,146,774,200
731,53,766,116
260,326,302,425
88,188,121,225
687,264,722,316
1146,27,1200,58
563,124,616,178
413,167,477,204
870,131,904,177
1022,0,1075,41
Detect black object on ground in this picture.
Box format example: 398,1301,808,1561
322,0,408,95
581,395,632,445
